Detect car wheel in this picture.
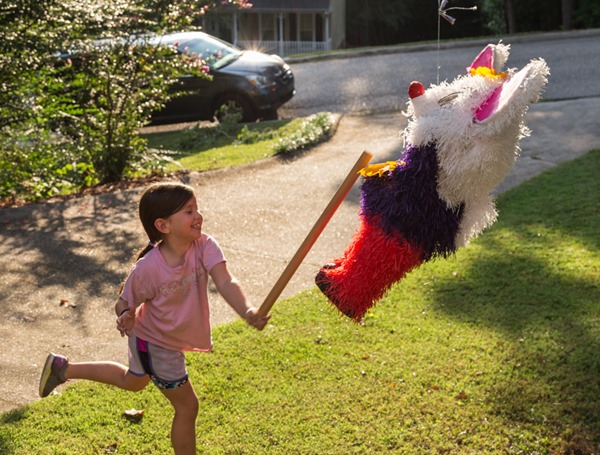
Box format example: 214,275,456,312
214,93,256,123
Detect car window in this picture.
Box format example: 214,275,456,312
177,36,242,70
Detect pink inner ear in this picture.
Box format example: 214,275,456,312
475,85,502,122
474,65,532,123
468,45,494,72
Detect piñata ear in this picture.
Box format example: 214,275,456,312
475,85,502,122
468,44,494,73
474,64,531,123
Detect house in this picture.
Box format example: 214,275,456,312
201,0,346,57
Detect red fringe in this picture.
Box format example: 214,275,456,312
322,217,424,321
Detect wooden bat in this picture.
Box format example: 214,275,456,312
257,151,373,317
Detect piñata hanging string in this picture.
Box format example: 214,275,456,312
437,0,478,83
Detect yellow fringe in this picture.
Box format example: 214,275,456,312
359,161,405,177
470,66,508,80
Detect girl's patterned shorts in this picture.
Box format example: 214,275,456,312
128,336,189,390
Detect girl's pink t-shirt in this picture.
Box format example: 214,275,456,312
120,234,225,352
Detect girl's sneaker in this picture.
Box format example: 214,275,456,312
39,353,68,397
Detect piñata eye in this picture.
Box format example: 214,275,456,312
438,92,460,106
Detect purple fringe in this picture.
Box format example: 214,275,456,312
360,143,463,260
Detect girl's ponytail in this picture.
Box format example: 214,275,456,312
136,240,159,261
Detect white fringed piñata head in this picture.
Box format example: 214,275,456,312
405,43,549,246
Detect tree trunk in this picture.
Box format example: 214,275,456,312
505,0,517,34
562,0,574,30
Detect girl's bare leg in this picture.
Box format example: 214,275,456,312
160,381,199,455
66,361,150,391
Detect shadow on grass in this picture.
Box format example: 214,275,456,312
0,407,28,453
430,150,600,451
432,243,600,451
143,118,294,160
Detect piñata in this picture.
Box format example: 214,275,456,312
316,43,550,321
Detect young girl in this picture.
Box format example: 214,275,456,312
39,181,270,455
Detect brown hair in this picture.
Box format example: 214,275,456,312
136,181,196,260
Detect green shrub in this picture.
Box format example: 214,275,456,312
273,112,333,154
0,128,96,203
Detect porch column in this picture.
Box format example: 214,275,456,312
313,13,317,46
233,11,238,46
325,13,331,51
278,13,284,56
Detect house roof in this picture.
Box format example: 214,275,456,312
247,0,333,13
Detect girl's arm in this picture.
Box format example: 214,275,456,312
115,298,130,317
114,297,135,337
210,262,270,330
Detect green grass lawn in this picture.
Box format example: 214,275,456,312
143,113,333,173
144,119,292,172
1,150,598,454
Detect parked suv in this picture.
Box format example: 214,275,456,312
151,31,295,123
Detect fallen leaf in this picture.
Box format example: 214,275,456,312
455,391,469,400
59,299,77,308
431,385,440,390
123,408,144,422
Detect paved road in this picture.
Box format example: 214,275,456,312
1,30,599,414
281,29,600,118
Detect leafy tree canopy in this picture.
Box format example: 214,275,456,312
0,0,250,198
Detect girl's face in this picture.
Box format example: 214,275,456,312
163,196,204,243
